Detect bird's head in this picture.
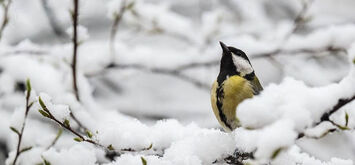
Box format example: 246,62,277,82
219,41,254,78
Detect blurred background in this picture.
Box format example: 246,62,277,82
1,0,355,163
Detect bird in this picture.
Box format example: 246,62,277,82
211,41,263,132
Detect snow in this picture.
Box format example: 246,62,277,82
42,145,97,165
238,70,355,130
304,122,336,138
1,0,355,165
254,119,297,160
274,146,353,165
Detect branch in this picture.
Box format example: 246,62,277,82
106,63,210,90
216,149,254,165
11,79,33,165
69,111,89,132
174,60,219,71
92,43,345,91
288,0,314,37
2,50,48,56
250,0,314,66
71,0,80,101
46,129,63,150
297,94,355,139
41,0,68,40
37,97,158,157
318,95,355,124
109,0,127,59
0,0,12,40
252,46,347,59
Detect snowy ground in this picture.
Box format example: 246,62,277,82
1,0,355,164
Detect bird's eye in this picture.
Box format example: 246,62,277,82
231,53,253,76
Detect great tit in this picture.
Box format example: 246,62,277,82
211,41,263,132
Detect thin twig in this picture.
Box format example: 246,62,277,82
107,63,210,90
71,0,80,101
2,50,48,56
46,128,63,150
287,0,314,38
252,46,347,59
250,0,314,72
12,79,33,165
69,111,89,132
109,0,127,60
174,60,219,71
0,0,12,40
41,0,68,40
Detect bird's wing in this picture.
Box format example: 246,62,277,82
250,76,263,95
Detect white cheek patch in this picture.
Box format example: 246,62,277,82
231,54,253,76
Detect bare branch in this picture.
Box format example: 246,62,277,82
46,128,62,150
69,111,90,134
0,0,12,40
109,0,127,60
252,46,347,59
250,0,314,65
287,0,314,37
106,63,211,90
41,0,68,40
2,50,48,56
71,0,80,101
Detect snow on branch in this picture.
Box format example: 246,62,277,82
232,44,355,163
36,94,157,160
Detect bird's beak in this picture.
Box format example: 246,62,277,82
219,41,229,53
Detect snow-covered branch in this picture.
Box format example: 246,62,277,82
36,94,159,160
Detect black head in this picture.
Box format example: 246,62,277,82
217,41,255,84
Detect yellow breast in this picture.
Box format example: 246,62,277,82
211,75,254,131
